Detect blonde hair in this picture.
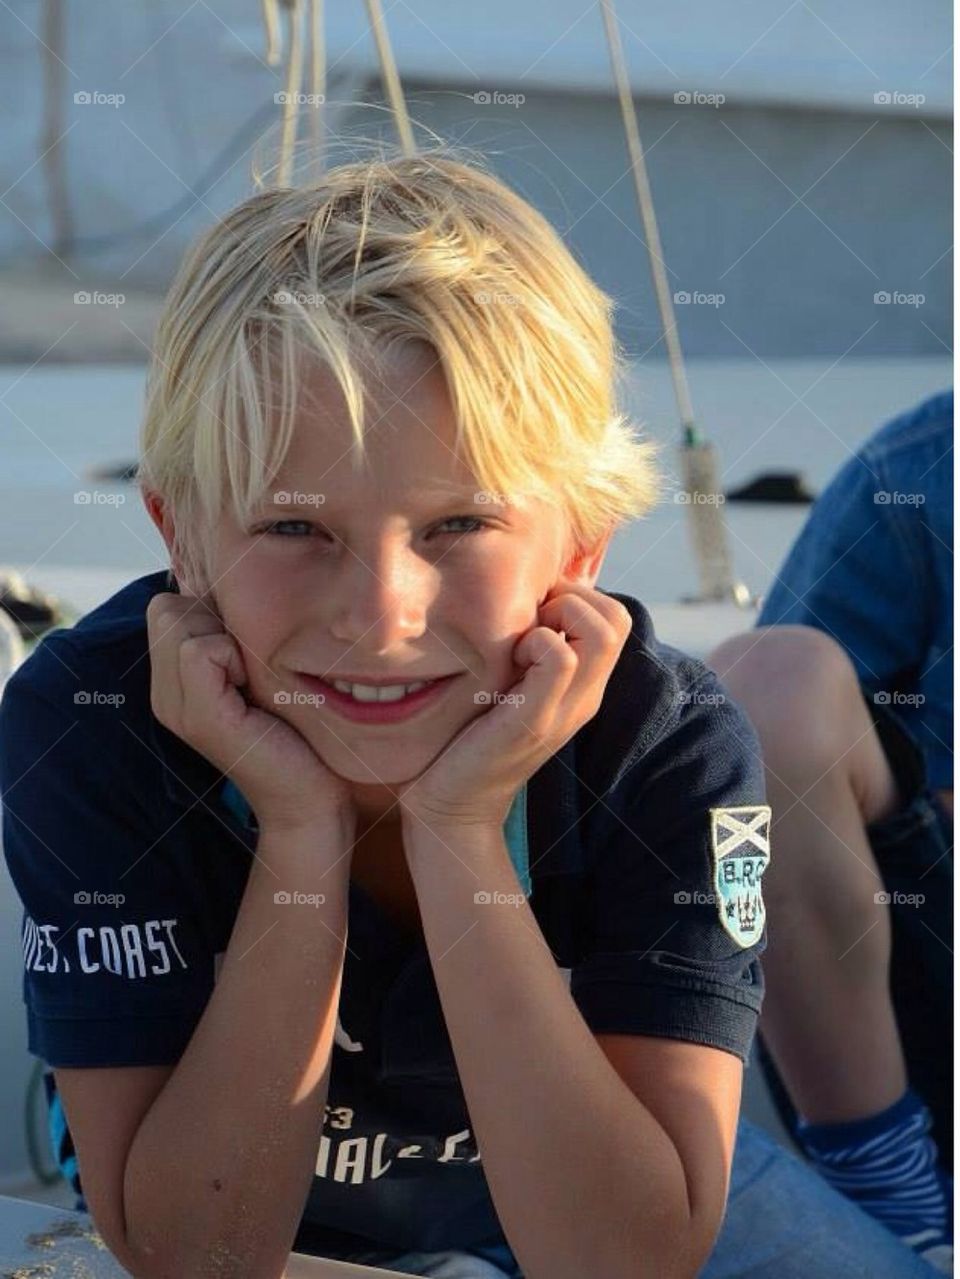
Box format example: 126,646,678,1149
138,146,663,595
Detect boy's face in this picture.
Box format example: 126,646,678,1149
147,343,610,826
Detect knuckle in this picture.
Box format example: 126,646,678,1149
607,601,632,634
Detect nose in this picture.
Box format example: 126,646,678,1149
328,538,431,649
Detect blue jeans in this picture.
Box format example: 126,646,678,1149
334,1116,937,1276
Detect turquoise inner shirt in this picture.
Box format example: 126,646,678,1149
220,778,532,898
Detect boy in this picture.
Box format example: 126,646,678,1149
0,152,935,1278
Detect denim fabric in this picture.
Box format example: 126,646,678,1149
757,390,953,792
333,1118,937,1277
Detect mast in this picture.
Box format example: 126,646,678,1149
599,0,747,604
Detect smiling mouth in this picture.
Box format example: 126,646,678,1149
298,671,462,702
294,670,463,719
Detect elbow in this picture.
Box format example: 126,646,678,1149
118,1237,289,1279
663,1208,724,1279
622,1209,719,1279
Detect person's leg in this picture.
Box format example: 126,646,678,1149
705,626,953,1267
705,625,908,1123
700,1117,942,1278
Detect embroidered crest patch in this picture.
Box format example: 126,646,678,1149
710,805,772,948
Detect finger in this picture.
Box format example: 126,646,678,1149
146,593,228,723
541,582,632,637
178,632,248,731
535,588,626,704
510,624,578,733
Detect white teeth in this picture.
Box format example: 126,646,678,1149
331,679,431,702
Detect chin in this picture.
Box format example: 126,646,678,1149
323,755,424,788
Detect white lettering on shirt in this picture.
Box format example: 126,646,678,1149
24,916,188,980
313,1110,483,1184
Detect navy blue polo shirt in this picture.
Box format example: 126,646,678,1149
0,570,770,1257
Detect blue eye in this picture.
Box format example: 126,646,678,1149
260,520,317,537
256,515,491,539
435,515,490,536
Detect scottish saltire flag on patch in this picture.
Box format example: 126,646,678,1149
710,805,772,948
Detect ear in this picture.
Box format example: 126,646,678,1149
560,525,615,587
141,488,186,590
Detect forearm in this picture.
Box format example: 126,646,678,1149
123,818,355,1279
405,822,694,1279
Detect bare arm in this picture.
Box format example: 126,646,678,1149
122,817,355,1279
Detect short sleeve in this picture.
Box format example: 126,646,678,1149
571,670,769,1064
757,447,928,693
757,417,952,788
0,639,216,1067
